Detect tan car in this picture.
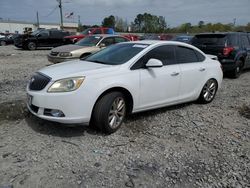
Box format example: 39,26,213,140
47,34,130,63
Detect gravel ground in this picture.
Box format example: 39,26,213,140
0,45,250,188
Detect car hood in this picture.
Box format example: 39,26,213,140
39,60,119,80
51,44,85,53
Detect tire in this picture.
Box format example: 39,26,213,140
0,41,6,46
27,42,36,50
91,92,126,134
198,79,218,104
229,60,243,79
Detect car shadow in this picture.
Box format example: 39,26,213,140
223,68,250,78
15,47,52,51
25,112,102,138
25,102,194,138
126,102,193,123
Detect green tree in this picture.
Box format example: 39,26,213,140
102,15,115,28
198,21,204,28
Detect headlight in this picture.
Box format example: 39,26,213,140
48,77,84,93
59,52,72,57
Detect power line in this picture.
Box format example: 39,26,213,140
42,6,58,18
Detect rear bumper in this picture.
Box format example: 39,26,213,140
220,59,236,72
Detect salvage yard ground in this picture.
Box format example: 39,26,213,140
0,46,250,188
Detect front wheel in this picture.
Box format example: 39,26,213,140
0,41,6,46
91,92,126,134
198,79,218,104
27,42,36,50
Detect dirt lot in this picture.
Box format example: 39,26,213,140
0,45,250,188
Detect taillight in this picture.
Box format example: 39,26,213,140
223,47,234,56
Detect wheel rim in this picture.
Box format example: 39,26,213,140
29,43,35,50
108,97,126,129
1,41,6,46
202,80,217,102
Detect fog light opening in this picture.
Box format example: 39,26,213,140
44,109,65,117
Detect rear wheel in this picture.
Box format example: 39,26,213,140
198,79,218,104
27,42,36,50
229,60,243,79
91,92,126,134
0,41,6,46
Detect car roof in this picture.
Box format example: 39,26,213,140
90,34,126,38
194,32,248,36
128,40,194,46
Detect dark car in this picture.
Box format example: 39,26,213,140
14,29,70,50
191,32,250,78
172,35,193,43
0,34,18,46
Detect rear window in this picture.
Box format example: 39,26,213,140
192,34,227,46
192,34,239,46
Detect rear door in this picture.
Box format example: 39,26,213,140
49,30,66,47
240,34,250,68
176,46,207,101
36,30,50,47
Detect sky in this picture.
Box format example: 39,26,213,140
0,0,249,27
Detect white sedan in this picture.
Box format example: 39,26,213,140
27,41,223,133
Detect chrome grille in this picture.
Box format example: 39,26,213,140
29,73,51,91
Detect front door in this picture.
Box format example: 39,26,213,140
131,45,181,110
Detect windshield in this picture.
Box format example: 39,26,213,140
81,28,92,35
75,36,103,46
31,30,43,36
84,43,148,65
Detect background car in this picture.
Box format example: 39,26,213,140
172,35,193,43
27,41,223,134
47,34,130,63
191,32,250,78
0,34,18,46
64,27,115,43
14,29,70,50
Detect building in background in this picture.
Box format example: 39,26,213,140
0,19,78,34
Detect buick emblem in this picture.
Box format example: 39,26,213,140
31,77,35,83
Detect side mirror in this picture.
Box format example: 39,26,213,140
145,58,163,68
99,43,106,48
36,34,41,37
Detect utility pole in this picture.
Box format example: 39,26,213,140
233,18,236,26
78,15,81,25
36,11,40,29
57,0,63,30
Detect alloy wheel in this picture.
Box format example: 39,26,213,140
108,97,126,129
202,80,217,102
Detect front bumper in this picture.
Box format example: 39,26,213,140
47,54,77,64
26,86,94,124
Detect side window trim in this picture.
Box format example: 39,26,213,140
176,45,200,64
130,45,177,70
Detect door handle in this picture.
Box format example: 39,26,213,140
171,72,180,76
199,68,206,72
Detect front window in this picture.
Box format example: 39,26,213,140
84,43,148,65
75,36,103,47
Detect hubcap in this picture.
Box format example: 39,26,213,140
108,97,126,129
236,66,240,74
203,80,217,102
